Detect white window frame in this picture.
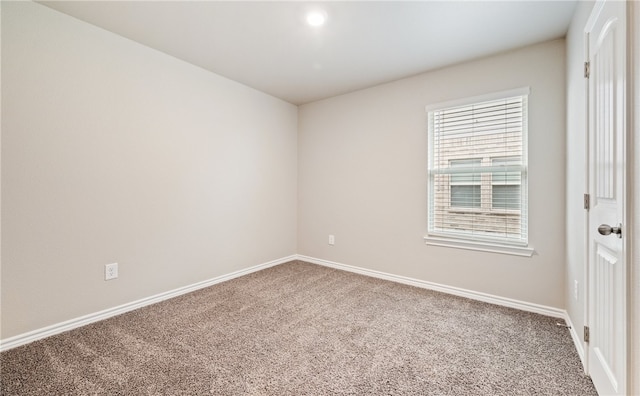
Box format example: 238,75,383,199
424,87,534,257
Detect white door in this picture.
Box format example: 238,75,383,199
586,1,627,395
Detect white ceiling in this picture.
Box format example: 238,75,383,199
40,1,577,105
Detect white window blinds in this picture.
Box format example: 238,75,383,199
427,89,528,245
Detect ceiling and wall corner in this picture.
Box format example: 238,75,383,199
38,1,578,105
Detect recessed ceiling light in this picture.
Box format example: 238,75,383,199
306,11,327,27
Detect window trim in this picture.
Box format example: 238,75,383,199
425,87,531,255
424,87,531,114
423,235,534,257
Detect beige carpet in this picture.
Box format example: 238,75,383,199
1,261,596,395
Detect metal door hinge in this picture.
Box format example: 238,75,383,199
584,326,590,343
584,193,590,210
584,62,590,78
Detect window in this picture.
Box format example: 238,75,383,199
450,159,481,208
492,156,521,210
426,88,529,250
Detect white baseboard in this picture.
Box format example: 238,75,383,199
0,255,297,352
297,255,566,319
0,254,572,353
563,312,586,369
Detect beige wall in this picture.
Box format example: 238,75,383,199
298,39,567,308
1,2,298,339
1,2,572,342
564,0,594,359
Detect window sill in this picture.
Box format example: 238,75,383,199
424,235,534,257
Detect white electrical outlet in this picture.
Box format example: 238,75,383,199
328,234,335,245
105,263,118,280
574,280,579,300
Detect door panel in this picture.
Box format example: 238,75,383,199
586,1,627,395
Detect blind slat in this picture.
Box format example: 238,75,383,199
429,165,524,175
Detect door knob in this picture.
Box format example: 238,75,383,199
598,223,622,238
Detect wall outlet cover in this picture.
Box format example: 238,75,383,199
105,263,118,280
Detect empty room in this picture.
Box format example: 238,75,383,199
1,1,639,395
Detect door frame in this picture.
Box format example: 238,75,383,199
627,1,639,394
583,0,639,393
583,0,637,393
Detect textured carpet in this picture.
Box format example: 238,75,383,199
1,261,596,395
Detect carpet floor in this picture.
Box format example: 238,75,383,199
1,261,597,395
